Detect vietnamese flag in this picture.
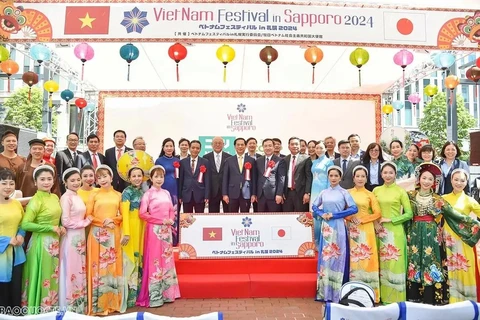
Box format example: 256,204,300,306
64,6,110,35
202,227,223,241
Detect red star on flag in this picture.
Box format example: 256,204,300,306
383,12,426,42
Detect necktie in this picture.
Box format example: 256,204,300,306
291,155,296,189
92,153,98,169
117,148,122,160
265,157,269,171
238,156,243,172
342,159,347,173
72,151,76,159
191,159,196,174
216,154,221,172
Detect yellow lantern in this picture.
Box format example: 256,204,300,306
382,104,393,114
423,84,438,98
44,80,59,107
349,48,369,86
216,44,235,82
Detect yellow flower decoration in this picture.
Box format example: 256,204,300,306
425,246,433,256
411,245,418,254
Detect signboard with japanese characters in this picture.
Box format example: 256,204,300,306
179,212,315,259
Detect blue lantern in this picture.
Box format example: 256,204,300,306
119,43,140,81
85,102,96,112
60,89,74,102
433,52,455,71
30,44,51,64
392,101,404,111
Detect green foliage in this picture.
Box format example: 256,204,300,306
3,86,57,134
418,92,475,160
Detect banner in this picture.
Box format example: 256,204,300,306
3,0,480,50
179,212,315,259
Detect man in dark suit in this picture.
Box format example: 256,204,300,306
75,134,105,169
333,139,360,189
246,137,262,160
348,133,365,161
55,132,82,194
283,137,312,212
179,140,210,213
203,136,231,213
256,138,286,212
222,138,257,213
272,138,286,158
105,130,132,192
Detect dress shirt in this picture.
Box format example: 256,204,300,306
89,151,101,166
369,160,379,185
190,156,198,173
287,154,298,188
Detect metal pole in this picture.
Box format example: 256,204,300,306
446,61,458,142
41,67,51,136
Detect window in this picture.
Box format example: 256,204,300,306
423,79,430,101
405,101,412,126
468,54,476,63
462,86,470,111
23,55,30,73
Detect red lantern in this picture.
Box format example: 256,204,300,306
476,57,480,68
168,43,188,82
75,98,87,109
259,46,278,83
1,59,19,92
22,71,39,101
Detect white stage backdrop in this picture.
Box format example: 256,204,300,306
102,95,377,156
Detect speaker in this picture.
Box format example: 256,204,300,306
470,131,480,166
0,124,37,157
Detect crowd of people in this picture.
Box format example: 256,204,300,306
0,128,479,315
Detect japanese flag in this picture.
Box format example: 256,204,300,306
271,226,291,240
383,11,427,42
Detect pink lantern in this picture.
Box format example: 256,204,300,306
408,93,421,117
393,49,414,87
74,43,95,80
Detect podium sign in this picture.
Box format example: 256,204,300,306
179,212,314,259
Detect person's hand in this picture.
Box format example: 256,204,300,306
52,226,62,236
9,237,18,246
163,219,174,225
303,194,310,204
121,235,130,246
178,199,182,204
275,195,283,204
223,195,229,204
106,222,115,229
379,217,391,224
251,195,257,203
351,217,361,225
60,227,67,236
103,218,113,227
374,221,382,233
204,199,209,204
15,235,24,246
322,213,332,220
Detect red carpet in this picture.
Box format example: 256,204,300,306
175,254,318,298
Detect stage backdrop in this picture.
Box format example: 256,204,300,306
100,91,381,155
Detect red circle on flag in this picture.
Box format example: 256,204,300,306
277,229,286,237
397,18,414,35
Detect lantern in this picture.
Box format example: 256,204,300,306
60,89,74,103
393,49,414,86
216,44,235,82
43,80,59,107
392,101,404,112
22,71,39,101
168,43,188,82
476,57,480,69
433,52,455,71
408,93,421,117
85,102,96,112
423,84,438,99
259,46,278,83
0,46,9,62
466,66,480,97
120,43,140,81
1,59,19,92
304,46,323,84
74,43,94,80
382,104,393,114
445,75,460,106
75,98,87,109
30,44,51,65
349,48,369,86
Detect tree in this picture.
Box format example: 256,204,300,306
3,86,57,134
418,92,475,160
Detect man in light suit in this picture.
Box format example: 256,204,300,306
256,138,286,212
75,134,105,169
203,136,231,213
283,137,312,212
55,132,82,194
222,138,257,213
179,140,210,213
333,139,360,189
105,130,132,192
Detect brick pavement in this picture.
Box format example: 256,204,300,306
131,298,325,320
